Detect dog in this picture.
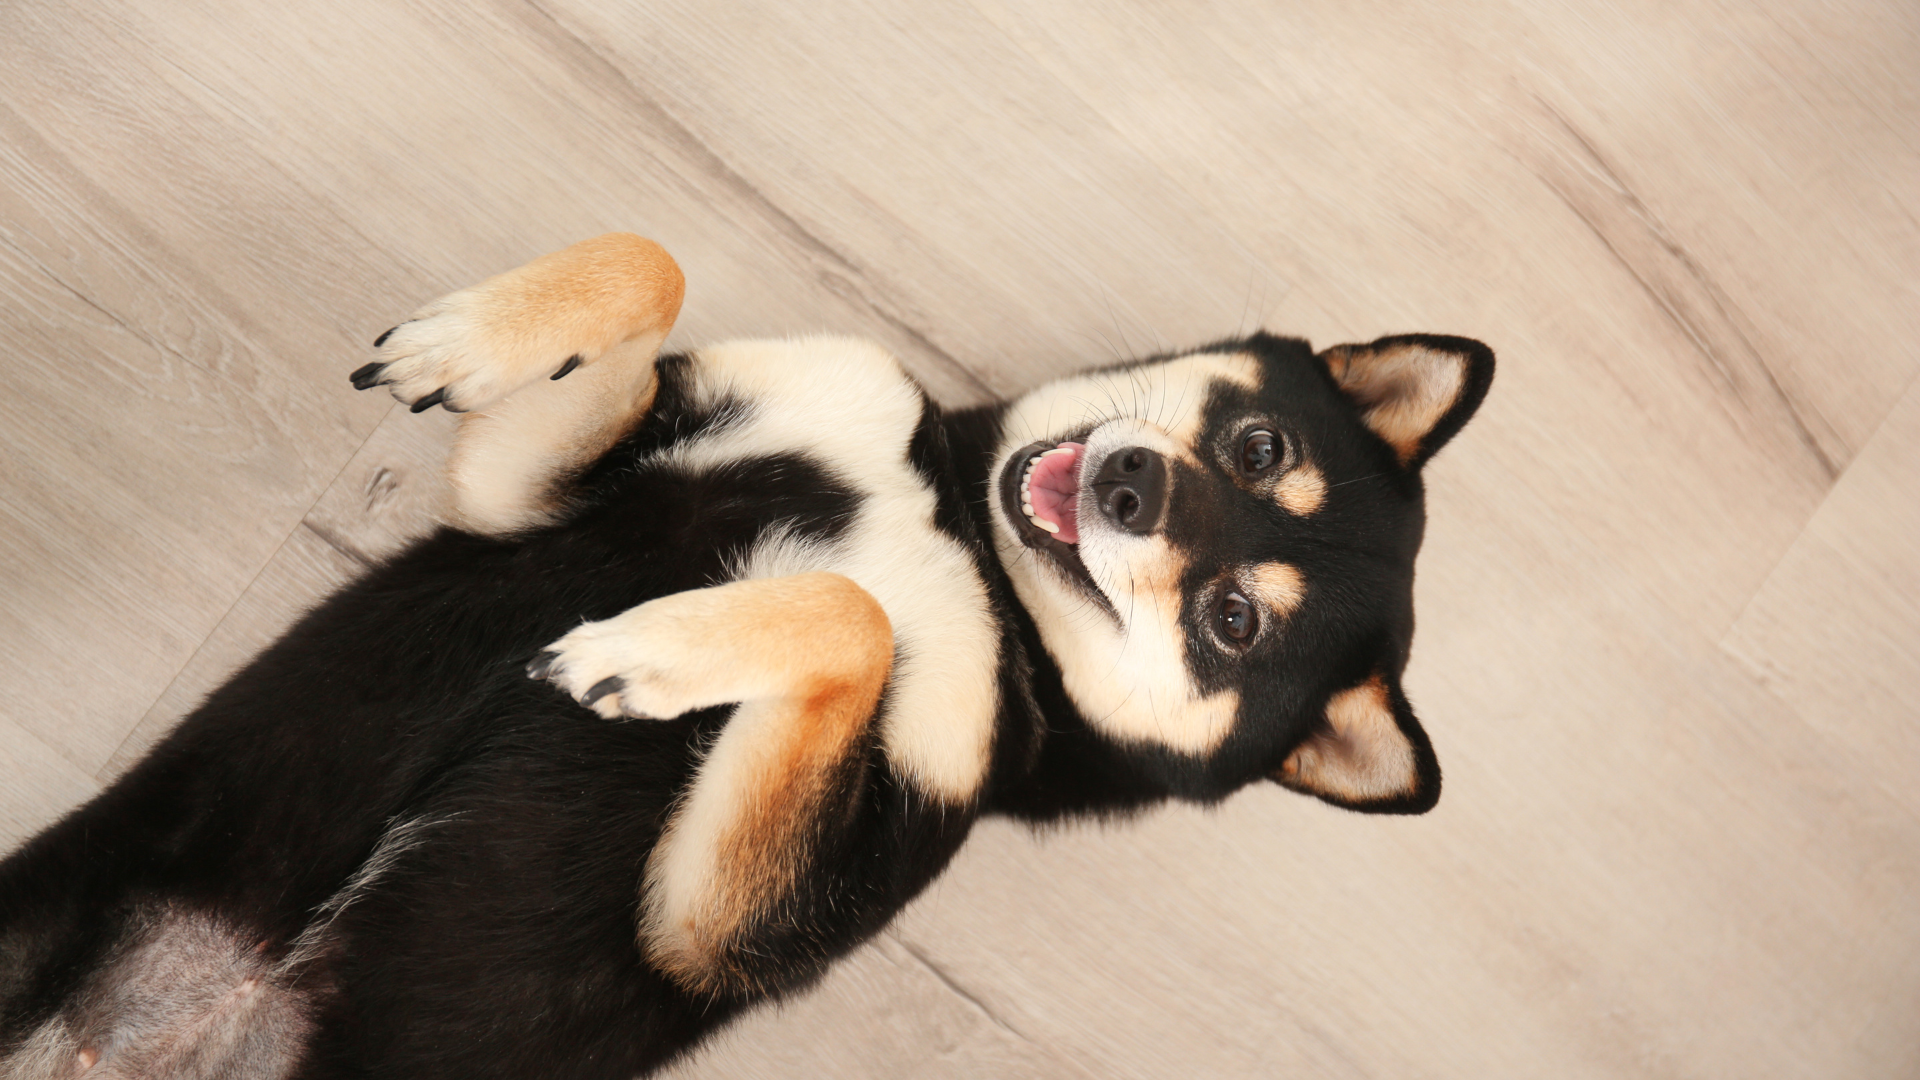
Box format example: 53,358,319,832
0,233,1492,1078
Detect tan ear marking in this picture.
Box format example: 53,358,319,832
1245,562,1306,620
1278,676,1419,803
1273,462,1327,515
1325,343,1467,464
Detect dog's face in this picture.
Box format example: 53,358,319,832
988,333,1493,812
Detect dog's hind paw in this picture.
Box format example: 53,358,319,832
352,293,571,414
352,233,684,414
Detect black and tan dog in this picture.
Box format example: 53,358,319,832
0,234,1492,1078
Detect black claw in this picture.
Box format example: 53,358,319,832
372,326,398,348
349,362,387,390
582,676,625,708
551,354,583,380
526,650,560,680
410,388,447,413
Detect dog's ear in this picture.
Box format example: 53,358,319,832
1319,335,1494,469
1273,674,1440,814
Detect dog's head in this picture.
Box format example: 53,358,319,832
988,333,1492,813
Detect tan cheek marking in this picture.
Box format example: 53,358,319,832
1273,462,1327,515
1245,562,1306,621
1278,676,1417,801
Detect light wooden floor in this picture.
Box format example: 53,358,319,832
2,1,1914,1075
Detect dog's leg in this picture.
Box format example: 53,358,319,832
529,572,893,995
352,233,685,534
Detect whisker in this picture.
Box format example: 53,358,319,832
1326,472,1386,489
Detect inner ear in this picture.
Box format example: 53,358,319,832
1319,334,1494,468
1273,675,1440,814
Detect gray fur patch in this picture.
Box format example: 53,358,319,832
0,908,311,1079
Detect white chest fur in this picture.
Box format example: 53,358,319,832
654,336,1000,804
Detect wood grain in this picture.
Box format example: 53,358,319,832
0,0,1914,1075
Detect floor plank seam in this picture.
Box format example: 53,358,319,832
888,932,1033,1045
1714,362,1920,650
91,404,401,781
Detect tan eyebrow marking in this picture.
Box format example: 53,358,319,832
1273,462,1327,515
1245,562,1306,619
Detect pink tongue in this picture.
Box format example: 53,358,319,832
1028,442,1084,544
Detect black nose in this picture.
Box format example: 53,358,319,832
1092,447,1168,534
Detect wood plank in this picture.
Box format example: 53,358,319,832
98,0,1039,405
1723,378,1920,818
0,217,363,770
893,599,1920,1077
0,7,415,770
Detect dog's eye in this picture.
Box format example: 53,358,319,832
1217,592,1256,643
1239,430,1279,474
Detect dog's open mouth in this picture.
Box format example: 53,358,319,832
1021,442,1083,542
999,439,1106,603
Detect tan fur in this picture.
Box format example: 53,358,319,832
375,233,683,413
536,573,893,995
1322,343,1465,464
1272,461,1327,515
1245,562,1307,621
374,233,685,534
1276,676,1419,802
446,334,663,533
461,233,685,370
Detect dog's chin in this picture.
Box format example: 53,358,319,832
997,438,1110,610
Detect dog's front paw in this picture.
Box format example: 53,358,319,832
526,610,713,721
350,289,581,415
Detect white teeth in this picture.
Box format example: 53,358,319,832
1018,452,1062,534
